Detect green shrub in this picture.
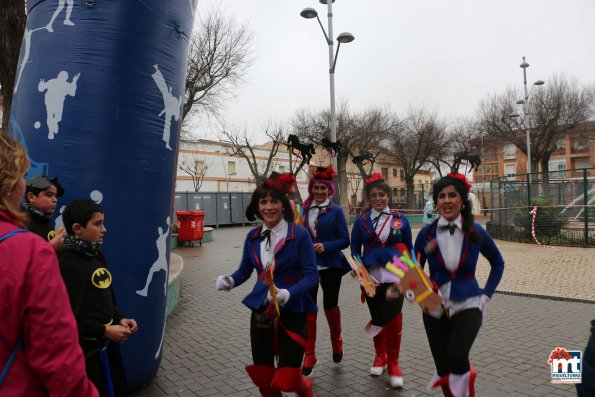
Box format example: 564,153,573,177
513,198,567,238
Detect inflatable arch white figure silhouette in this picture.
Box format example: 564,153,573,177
47,0,75,32
137,217,171,297
38,71,80,139
152,65,182,150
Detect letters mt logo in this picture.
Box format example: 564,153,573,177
548,347,582,384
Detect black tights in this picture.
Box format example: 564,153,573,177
423,308,482,375
250,308,307,368
308,267,345,310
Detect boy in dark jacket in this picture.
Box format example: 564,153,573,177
24,174,65,250
59,199,138,397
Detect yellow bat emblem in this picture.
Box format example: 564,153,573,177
92,268,112,289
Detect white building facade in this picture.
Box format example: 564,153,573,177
176,139,309,198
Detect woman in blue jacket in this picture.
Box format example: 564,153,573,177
215,172,318,397
350,172,412,389
301,165,350,376
414,171,504,397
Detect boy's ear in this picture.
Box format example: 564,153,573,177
71,223,83,235
26,191,37,203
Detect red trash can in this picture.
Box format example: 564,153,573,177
176,210,205,246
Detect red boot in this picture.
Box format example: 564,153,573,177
427,374,453,397
271,367,312,397
448,366,477,397
469,367,477,397
245,365,282,397
325,306,343,363
385,313,404,388
302,312,318,376
370,328,387,376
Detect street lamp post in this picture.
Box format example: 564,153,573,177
510,56,544,181
300,0,354,174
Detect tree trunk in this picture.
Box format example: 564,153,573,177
405,177,416,210
0,0,27,131
336,149,349,208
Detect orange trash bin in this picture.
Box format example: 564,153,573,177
176,210,205,246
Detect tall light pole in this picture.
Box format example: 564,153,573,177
510,56,544,181
300,1,354,173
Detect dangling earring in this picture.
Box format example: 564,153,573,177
461,204,466,210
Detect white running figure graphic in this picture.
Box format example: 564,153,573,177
46,0,75,32
38,71,80,139
152,65,182,150
136,217,171,297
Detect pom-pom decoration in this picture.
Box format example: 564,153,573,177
313,164,336,180
264,172,296,194
446,172,472,192
364,172,385,186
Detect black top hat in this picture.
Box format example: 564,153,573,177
26,175,65,197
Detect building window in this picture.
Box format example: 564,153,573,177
574,137,588,151
574,157,590,169
392,168,397,177
504,163,516,180
555,138,566,150
195,160,205,174
548,158,566,179
381,167,389,179
503,143,516,160
399,169,404,181
228,161,236,174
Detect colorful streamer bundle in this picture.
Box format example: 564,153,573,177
345,255,376,297
290,200,305,226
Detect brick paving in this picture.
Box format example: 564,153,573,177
130,225,593,397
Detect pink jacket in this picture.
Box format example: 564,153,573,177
0,210,98,397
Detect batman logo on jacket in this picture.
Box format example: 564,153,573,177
91,268,112,289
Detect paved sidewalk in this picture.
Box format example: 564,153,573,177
131,226,593,397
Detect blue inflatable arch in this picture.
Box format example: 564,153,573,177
10,0,198,388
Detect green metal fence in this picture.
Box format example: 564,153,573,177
487,168,594,247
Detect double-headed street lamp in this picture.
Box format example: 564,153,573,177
509,56,544,180
301,0,354,172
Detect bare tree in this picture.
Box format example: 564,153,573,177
477,73,595,182
291,103,390,207
426,118,483,178
183,6,253,124
220,122,285,186
386,107,448,209
179,157,210,192
0,0,26,131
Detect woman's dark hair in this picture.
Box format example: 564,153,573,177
246,184,295,223
362,180,391,212
432,175,481,242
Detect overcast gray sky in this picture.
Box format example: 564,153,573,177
193,0,595,142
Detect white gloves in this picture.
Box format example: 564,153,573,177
267,287,290,305
478,294,489,318
215,275,234,291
